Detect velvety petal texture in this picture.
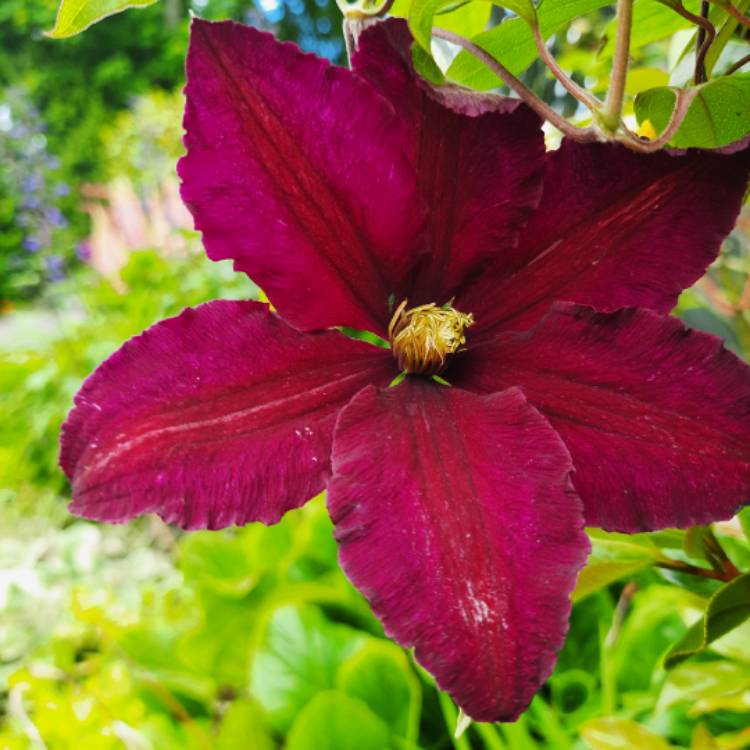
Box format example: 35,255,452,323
352,20,545,306
461,140,750,335
456,303,750,532
180,19,424,335
61,301,393,529
328,380,589,721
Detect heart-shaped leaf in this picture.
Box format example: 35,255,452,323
635,74,750,149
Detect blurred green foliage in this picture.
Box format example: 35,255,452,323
0,0,343,186
0,0,185,183
0,0,343,302
101,89,186,188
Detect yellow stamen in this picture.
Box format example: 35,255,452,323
388,299,474,375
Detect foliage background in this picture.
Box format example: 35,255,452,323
1,0,750,748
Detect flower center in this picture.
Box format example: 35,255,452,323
388,299,474,375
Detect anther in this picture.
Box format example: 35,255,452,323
388,299,474,375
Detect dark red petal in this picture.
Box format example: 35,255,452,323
179,19,423,335
460,140,750,335
352,20,545,305
60,301,394,529
456,303,750,532
327,380,589,721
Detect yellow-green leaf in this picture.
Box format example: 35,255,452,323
665,573,750,668
600,0,702,60
573,530,661,602
658,661,750,711
435,1,493,41
411,41,446,84
408,0,534,53
286,691,390,750
409,0,453,51
581,718,673,750
690,725,720,750
738,506,750,543
48,0,157,38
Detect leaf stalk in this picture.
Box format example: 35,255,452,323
721,0,750,28
531,25,602,110
725,52,750,74
602,0,634,133
656,557,740,582
432,27,599,142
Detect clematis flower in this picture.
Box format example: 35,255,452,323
60,18,750,722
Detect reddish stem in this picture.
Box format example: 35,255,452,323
656,558,739,582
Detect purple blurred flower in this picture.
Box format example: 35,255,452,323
20,195,41,211
45,255,65,281
44,206,67,228
22,174,43,194
23,236,42,252
75,241,91,261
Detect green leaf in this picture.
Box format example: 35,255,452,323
691,724,721,750
548,669,599,720
286,691,390,750
703,617,750,665
409,0,456,51
664,573,750,668
250,606,366,731
623,67,670,96
491,0,537,24
706,0,750,75
118,627,216,704
411,43,445,84
607,584,705,692
434,1,493,40
738,506,750,543
47,0,157,38
337,642,421,739
608,585,699,692
447,0,612,90
600,0,701,60
177,592,258,688
683,526,710,563
634,74,750,149
179,533,256,598
408,0,534,52
658,660,750,711
581,718,673,750
392,0,493,39
572,530,661,602
217,700,274,750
